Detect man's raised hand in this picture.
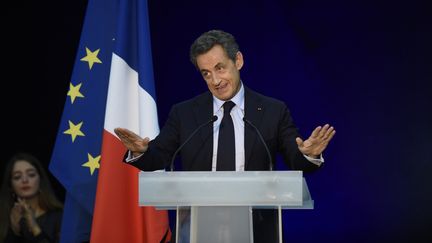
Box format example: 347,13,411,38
296,124,336,158
114,128,150,157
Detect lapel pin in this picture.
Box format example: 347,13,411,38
257,107,262,111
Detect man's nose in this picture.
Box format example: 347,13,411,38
210,73,221,85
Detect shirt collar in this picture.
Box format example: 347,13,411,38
213,81,245,112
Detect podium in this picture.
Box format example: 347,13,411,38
139,171,313,243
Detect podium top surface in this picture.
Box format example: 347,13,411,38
138,171,312,208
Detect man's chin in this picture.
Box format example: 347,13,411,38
214,91,234,101
217,95,232,101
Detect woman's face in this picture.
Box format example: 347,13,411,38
11,160,41,199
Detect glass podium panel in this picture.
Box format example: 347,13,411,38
139,171,312,243
177,206,253,243
138,171,309,208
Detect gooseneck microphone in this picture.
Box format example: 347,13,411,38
169,115,218,171
243,117,274,171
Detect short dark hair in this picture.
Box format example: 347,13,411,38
190,29,240,69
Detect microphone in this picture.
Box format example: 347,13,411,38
243,117,274,171
169,115,218,171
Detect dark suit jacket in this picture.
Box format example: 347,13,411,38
127,86,321,243
131,86,319,172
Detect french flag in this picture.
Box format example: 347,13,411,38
91,0,170,242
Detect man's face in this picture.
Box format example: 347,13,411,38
196,45,243,101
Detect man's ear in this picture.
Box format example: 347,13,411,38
235,51,244,70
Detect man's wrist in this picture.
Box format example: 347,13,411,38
126,150,145,163
306,154,319,159
303,153,324,166
132,151,144,157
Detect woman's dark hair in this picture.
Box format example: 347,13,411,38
190,29,240,69
0,152,63,241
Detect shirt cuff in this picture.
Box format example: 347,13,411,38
125,150,144,163
303,154,324,166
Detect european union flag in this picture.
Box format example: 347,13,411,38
49,0,117,242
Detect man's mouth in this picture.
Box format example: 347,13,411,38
217,83,228,91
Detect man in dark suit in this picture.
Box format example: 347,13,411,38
115,30,335,243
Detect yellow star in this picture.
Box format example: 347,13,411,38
80,47,102,69
63,120,85,142
82,153,101,175
67,82,84,104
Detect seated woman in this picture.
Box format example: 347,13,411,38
0,152,63,243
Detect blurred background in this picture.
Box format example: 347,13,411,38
2,0,431,242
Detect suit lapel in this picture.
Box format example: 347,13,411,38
192,92,214,152
244,87,264,168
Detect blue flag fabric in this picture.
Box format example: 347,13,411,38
49,0,117,242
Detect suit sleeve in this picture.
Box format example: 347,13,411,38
277,104,321,172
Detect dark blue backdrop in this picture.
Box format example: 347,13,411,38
147,0,431,242
3,0,431,242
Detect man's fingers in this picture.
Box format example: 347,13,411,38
327,130,336,141
310,126,322,138
114,128,128,139
322,126,334,140
320,130,336,147
114,127,141,141
295,137,303,146
318,124,330,137
114,128,122,135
